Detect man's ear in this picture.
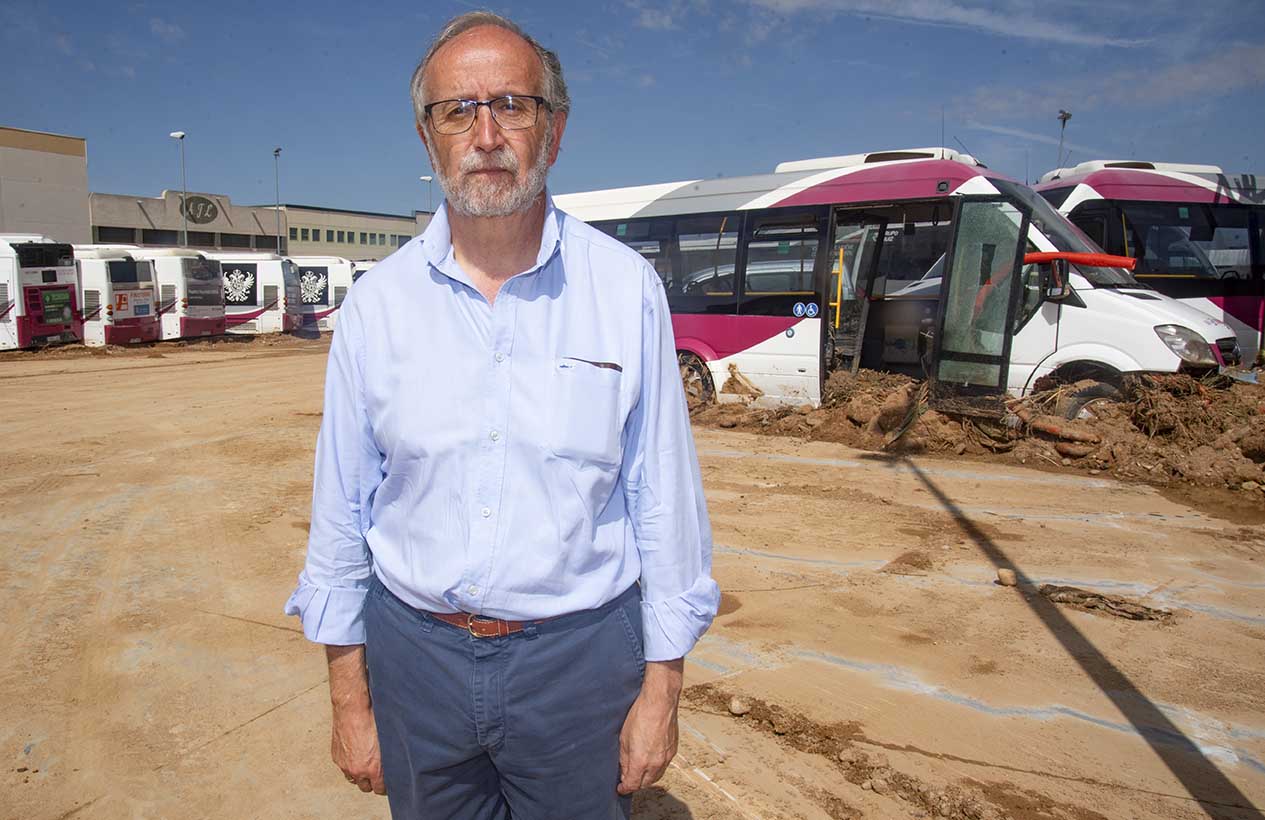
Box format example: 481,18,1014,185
416,121,430,152
546,111,567,167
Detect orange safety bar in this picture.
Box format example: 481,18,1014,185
1023,251,1136,271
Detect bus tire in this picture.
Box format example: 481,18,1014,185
1060,381,1122,420
678,351,714,408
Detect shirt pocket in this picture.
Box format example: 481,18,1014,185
549,358,623,467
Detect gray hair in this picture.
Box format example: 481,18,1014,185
409,11,571,128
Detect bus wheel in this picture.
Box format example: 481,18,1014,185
678,352,714,409
1060,381,1122,420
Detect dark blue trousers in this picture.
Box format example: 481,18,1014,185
364,577,645,820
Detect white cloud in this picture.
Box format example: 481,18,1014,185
637,73,657,87
742,0,1148,47
962,43,1265,120
965,120,1109,157
149,17,184,43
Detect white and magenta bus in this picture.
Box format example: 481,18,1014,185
73,247,160,347
290,255,354,331
126,248,226,341
556,147,1236,408
0,235,83,351
351,260,375,284
204,252,302,335
1036,160,1263,362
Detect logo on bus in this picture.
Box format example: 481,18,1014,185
182,195,220,225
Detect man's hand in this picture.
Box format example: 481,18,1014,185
326,645,386,795
617,658,683,795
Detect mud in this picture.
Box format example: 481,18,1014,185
693,370,1265,508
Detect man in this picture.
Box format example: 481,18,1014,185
285,11,719,819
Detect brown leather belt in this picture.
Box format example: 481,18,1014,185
429,611,550,638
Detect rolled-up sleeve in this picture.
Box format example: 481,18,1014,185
283,299,382,645
622,266,720,662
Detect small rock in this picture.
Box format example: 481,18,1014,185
727,696,751,716
1089,469,1101,475
838,748,868,767
871,778,891,795
868,752,890,769
772,723,787,735
861,780,873,791
1242,480,1261,491
719,419,737,429
1061,458,1072,466
996,568,1018,587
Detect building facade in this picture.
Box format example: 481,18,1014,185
90,190,286,252
283,204,430,261
89,191,431,262
0,126,91,243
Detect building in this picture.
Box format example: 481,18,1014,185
90,189,286,252
0,126,91,243
89,193,432,261
282,204,430,261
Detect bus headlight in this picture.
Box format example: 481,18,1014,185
1154,324,1216,366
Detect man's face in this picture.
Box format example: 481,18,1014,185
418,26,567,218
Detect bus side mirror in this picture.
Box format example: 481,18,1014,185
1041,258,1071,302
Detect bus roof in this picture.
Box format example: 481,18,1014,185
74,247,136,261
203,251,285,261
554,148,1004,222
1,234,58,248
290,255,353,265
122,247,207,259
1035,160,1264,205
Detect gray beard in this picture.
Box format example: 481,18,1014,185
430,129,552,218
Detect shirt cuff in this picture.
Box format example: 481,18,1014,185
639,574,721,662
284,578,370,645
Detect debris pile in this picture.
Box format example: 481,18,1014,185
692,370,1265,494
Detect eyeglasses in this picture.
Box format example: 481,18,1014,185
423,95,552,135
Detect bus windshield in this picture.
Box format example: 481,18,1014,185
107,260,154,286
993,180,1140,288
1118,202,1253,280
181,258,224,307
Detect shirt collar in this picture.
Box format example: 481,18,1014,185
420,192,563,286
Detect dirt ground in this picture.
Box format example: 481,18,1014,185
2,337,1264,820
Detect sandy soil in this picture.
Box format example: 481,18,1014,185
1,337,1262,820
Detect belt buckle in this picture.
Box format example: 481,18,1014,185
466,614,501,639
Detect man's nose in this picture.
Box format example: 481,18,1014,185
470,104,504,152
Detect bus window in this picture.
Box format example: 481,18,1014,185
1119,203,1227,279
673,213,741,314
740,215,819,315
107,260,152,285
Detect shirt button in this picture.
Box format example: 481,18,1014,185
494,352,505,363
480,507,491,518
490,430,500,441
467,585,479,595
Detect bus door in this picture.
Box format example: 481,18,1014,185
734,208,829,404
827,212,887,373
929,196,1032,414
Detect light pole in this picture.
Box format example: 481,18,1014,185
273,147,282,253
419,175,433,213
1056,110,1072,170
169,131,188,246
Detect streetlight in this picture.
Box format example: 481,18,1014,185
273,147,282,254
169,131,188,246
1056,110,1072,169
419,175,433,213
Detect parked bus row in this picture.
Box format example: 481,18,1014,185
556,147,1249,412
0,234,367,351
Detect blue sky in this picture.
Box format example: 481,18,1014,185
2,0,1262,216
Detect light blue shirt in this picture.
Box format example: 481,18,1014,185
284,196,719,661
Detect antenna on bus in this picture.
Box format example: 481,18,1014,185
953,136,975,162
940,106,945,159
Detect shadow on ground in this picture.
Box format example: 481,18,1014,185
633,785,695,819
